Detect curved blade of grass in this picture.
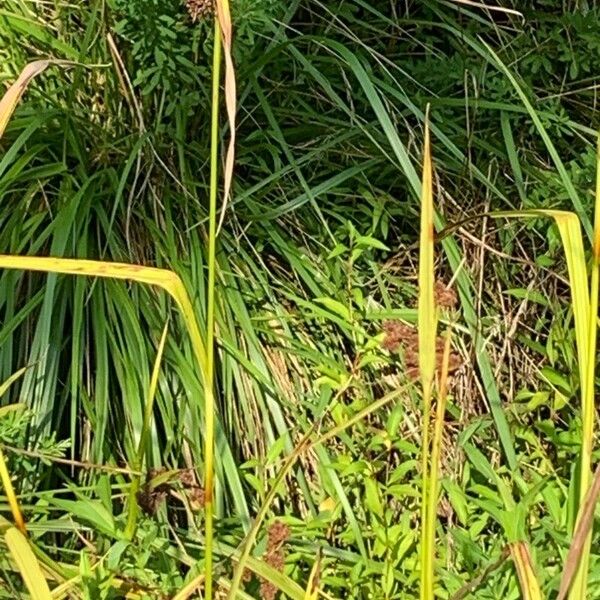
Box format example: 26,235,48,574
0,446,25,533
0,60,51,138
0,369,31,533
442,209,589,386
5,527,53,599
124,321,170,541
0,366,28,399
0,255,207,369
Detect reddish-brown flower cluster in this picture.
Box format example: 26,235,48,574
259,521,290,600
180,469,206,510
382,320,462,380
137,468,207,516
434,280,458,309
381,281,461,379
185,0,214,21
137,467,170,516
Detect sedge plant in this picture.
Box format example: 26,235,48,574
0,54,225,596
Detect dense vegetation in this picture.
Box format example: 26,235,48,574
1,1,600,598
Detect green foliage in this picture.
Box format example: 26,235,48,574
2,0,600,598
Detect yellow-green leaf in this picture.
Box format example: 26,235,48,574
418,113,437,391
5,527,53,599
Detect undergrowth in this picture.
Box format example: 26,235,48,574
1,1,600,598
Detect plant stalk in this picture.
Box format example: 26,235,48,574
423,329,452,600
204,14,223,600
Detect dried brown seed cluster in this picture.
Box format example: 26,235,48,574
259,521,290,600
267,521,290,548
137,468,170,516
137,468,208,517
434,280,458,309
185,0,214,22
180,469,206,510
381,281,461,379
382,321,416,353
382,321,462,380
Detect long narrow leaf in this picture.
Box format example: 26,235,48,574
418,112,437,600
5,527,53,600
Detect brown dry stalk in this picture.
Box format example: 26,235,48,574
557,462,600,600
450,547,510,600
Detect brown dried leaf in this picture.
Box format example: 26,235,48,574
0,61,52,138
215,0,236,233
557,463,600,600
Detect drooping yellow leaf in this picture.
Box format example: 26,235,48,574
0,366,29,400
0,447,25,533
0,61,51,138
0,255,207,373
445,209,589,391
215,0,236,232
5,527,53,599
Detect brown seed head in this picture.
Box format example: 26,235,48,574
434,281,458,310
185,0,214,22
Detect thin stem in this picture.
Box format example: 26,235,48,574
423,329,452,600
419,381,432,600
204,15,223,600
124,322,169,541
